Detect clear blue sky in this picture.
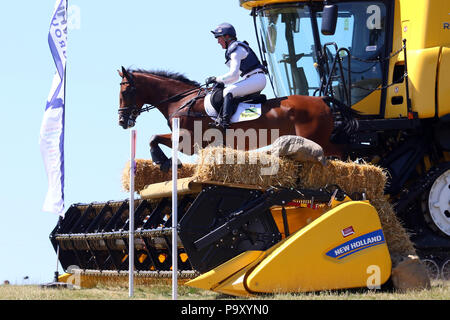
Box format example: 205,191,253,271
0,0,273,284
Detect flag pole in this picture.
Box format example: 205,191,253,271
59,0,67,276
54,216,64,282
172,118,179,300
58,0,67,282
129,129,136,298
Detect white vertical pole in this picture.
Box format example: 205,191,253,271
171,118,179,300
129,129,136,298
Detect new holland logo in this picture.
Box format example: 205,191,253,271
342,226,355,237
326,229,385,260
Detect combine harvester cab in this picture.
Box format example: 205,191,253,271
51,146,400,296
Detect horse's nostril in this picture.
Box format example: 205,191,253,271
119,119,127,129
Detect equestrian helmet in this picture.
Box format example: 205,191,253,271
211,23,236,38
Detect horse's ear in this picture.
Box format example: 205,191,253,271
118,69,123,77
121,66,133,82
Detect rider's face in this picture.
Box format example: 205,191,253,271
217,36,227,49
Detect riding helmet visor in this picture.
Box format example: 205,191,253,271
211,23,236,38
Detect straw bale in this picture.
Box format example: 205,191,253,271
297,160,387,200
122,159,196,192
369,198,417,265
194,147,298,188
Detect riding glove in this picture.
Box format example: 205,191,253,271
205,76,217,86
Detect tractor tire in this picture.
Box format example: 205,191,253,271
421,163,450,238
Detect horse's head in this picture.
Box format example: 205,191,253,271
118,66,140,129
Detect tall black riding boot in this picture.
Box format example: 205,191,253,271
218,93,235,129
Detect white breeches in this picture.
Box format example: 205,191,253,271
223,72,267,98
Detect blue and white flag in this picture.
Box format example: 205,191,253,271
39,0,68,216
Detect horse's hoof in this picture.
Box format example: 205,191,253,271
160,159,171,173
159,158,182,173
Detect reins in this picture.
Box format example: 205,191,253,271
166,86,208,126
140,84,207,115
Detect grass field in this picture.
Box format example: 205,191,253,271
0,280,448,300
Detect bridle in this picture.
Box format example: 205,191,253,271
118,78,208,129
118,79,142,128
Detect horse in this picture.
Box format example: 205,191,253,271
117,67,358,172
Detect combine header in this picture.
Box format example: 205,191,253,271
51,145,425,296
51,177,392,295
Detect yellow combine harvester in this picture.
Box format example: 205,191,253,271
51,0,449,295
239,0,450,278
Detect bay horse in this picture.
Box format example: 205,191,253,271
117,67,358,172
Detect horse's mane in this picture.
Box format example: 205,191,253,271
128,68,200,87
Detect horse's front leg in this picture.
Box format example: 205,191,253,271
149,133,182,173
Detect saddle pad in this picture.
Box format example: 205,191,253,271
204,93,262,123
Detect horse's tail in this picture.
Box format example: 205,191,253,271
321,96,361,143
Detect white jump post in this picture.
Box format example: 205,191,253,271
129,129,136,298
172,118,180,300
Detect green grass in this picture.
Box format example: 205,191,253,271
0,280,448,300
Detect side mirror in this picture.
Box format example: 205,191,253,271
321,5,338,36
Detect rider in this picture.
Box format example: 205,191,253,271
206,22,267,129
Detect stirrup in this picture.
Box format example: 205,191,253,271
208,120,220,129
208,118,229,129
217,117,231,130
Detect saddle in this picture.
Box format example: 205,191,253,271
209,86,267,114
